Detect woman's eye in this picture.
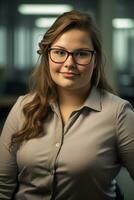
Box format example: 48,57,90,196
54,50,66,56
76,51,90,57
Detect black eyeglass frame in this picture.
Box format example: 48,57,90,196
48,48,96,65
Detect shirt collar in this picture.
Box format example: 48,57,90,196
50,86,102,112
82,86,102,112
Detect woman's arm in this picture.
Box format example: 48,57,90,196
116,101,134,179
0,140,18,199
0,97,23,199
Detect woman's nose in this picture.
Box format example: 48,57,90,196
64,54,76,68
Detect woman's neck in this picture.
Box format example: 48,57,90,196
56,86,91,125
57,87,90,109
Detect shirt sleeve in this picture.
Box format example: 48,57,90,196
116,101,134,179
0,96,23,200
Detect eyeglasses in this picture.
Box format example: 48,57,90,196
48,48,96,65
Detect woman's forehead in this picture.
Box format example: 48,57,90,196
51,29,93,49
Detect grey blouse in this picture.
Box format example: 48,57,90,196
0,86,134,200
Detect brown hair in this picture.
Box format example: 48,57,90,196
10,10,113,147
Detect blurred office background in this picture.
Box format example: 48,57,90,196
0,0,134,199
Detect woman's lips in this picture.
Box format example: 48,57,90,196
60,72,80,78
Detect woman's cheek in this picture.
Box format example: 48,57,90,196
77,65,90,73
49,60,61,72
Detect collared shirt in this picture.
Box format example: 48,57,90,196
0,86,134,200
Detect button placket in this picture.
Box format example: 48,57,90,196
55,142,60,148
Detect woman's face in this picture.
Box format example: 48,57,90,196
48,28,96,93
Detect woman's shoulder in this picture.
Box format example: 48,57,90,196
8,93,35,116
16,93,35,106
100,89,134,113
0,93,35,148
102,89,130,105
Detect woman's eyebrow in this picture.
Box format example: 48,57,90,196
51,45,65,49
51,46,91,51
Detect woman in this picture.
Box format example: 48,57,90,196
0,10,133,200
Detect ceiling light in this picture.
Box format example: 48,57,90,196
112,18,134,29
35,17,57,28
18,4,73,15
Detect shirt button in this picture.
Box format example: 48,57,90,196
55,143,60,147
